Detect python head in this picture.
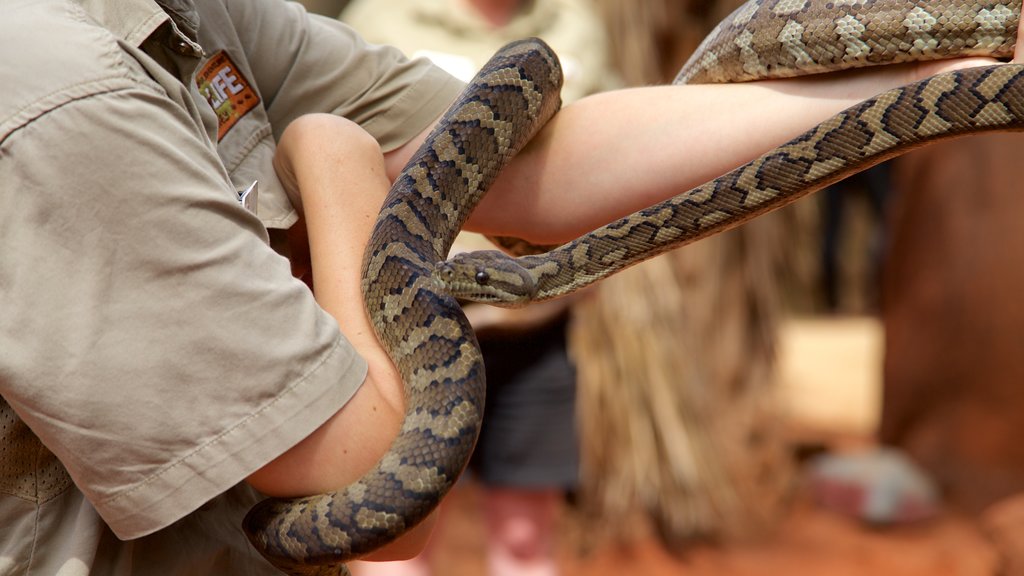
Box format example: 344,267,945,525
434,250,538,308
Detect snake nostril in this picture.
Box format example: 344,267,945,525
475,270,490,285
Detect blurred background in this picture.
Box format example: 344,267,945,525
296,1,1024,573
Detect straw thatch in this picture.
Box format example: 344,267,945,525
570,218,792,547
570,0,796,549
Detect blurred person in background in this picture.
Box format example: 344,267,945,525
342,0,616,103
339,1,620,574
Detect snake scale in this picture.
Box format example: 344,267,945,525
242,1,1023,574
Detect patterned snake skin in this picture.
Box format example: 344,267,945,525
243,1,1024,573
241,39,563,575
438,0,1024,306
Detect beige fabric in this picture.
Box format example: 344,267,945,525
192,0,465,229
0,0,462,573
294,0,351,17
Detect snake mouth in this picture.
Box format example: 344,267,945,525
432,261,533,308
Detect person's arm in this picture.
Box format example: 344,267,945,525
384,57,1013,245
246,113,436,560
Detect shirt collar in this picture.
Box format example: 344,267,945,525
75,0,200,55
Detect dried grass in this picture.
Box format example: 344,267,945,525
568,0,796,549
570,219,793,548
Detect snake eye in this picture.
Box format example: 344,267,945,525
475,270,490,285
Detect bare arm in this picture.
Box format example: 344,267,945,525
385,57,1009,245
247,114,434,560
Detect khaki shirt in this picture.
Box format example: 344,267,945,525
0,0,462,574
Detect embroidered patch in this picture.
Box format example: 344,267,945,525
195,51,260,141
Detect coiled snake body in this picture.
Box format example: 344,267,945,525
244,1,1024,574
242,39,562,575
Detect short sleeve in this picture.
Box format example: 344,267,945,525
0,84,366,540
223,0,465,151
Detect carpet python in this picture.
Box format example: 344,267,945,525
438,0,1024,306
241,39,562,575
242,0,1024,573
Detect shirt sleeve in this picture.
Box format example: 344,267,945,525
0,83,367,540
224,0,465,152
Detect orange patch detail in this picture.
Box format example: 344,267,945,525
195,51,260,141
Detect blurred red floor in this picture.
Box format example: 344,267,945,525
427,479,998,576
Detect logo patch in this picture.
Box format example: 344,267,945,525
195,51,260,141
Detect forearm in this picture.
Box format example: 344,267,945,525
248,114,434,560
465,57,1003,244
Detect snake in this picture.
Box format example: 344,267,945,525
240,1,1024,574
437,0,1024,306
241,39,563,575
